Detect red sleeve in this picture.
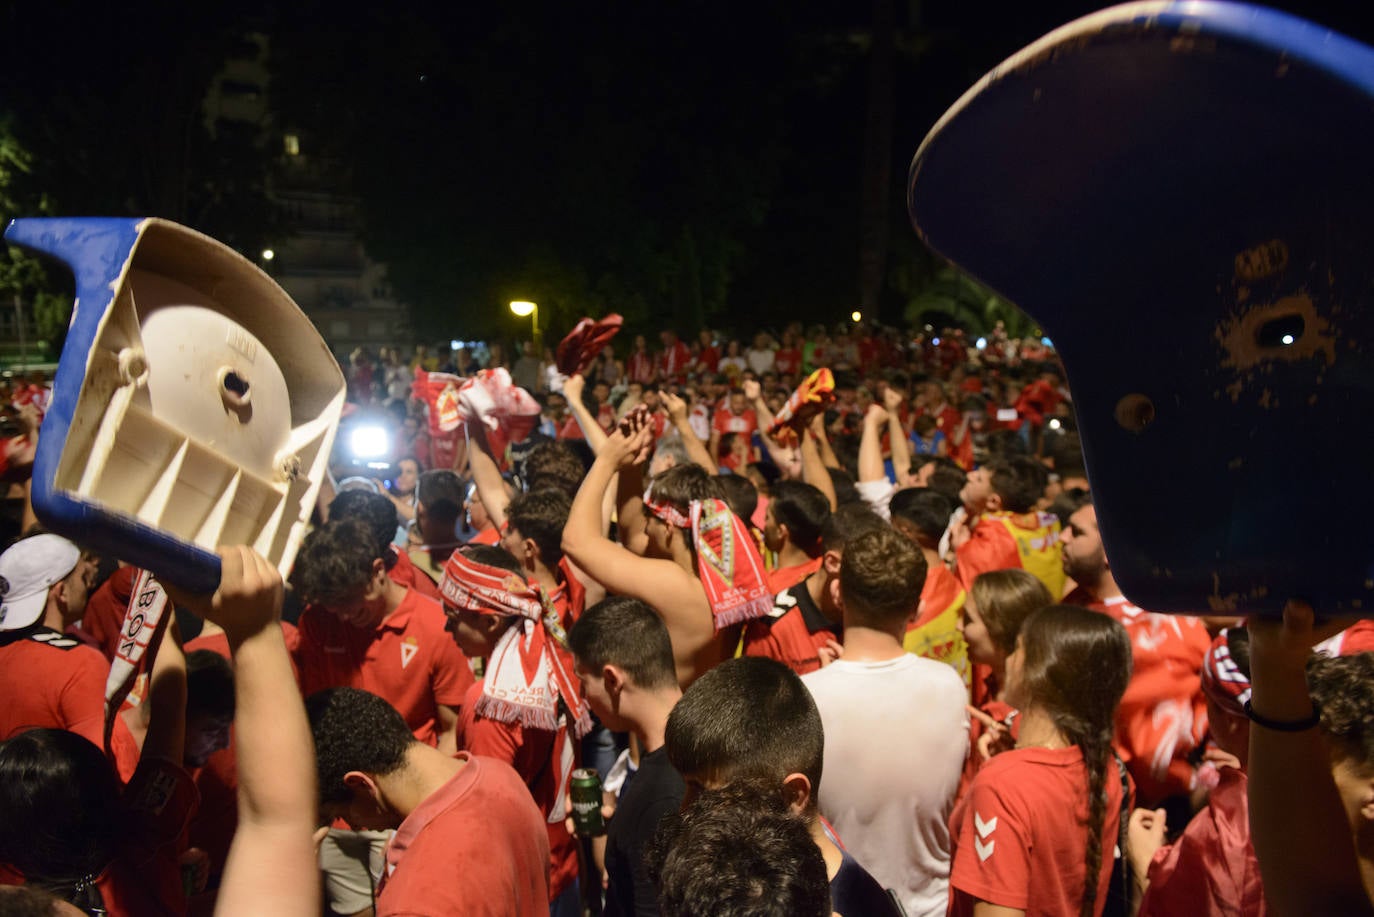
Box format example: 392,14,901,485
291,612,326,695
950,774,1032,910
462,710,522,767
954,522,1019,591
61,646,111,748
430,632,477,708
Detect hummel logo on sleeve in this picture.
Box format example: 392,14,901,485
974,811,997,862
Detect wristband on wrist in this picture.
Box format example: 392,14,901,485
1244,699,1322,732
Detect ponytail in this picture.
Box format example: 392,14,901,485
1016,605,1132,917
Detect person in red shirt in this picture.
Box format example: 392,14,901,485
949,605,1133,917
657,330,692,384
0,534,104,746
331,489,443,600
1061,500,1210,808
626,335,655,385
762,481,831,595
440,546,590,914
695,329,720,375
952,458,1065,600
744,504,885,676
915,381,962,443
308,686,550,917
71,563,137,660
292,518,474,917
0,598,197,916
1127,625,1267,917
709,389,758,465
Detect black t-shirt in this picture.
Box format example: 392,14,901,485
605,745,686,917
832,849,906,917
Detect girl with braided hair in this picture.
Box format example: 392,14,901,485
948,604,1133,917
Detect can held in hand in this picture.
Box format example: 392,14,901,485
570,767,606,836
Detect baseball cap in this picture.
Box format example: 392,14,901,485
0,534,81,631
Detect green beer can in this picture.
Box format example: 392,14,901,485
570,767,606,836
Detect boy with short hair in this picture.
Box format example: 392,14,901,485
802,526,969,917
665,656,899,916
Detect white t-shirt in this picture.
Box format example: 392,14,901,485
803,653,969,917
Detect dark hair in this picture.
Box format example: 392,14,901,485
417,470,465,526
715,474,759,524
1224,626,1252,679
969,569,1053,656
767,482,830,556
1017,605,1131,917
839,527,925,627
889,487,956,544
306,688,415,806
1309,653,1374,770
647,778,830,917
186,649,236,721
818,503,887,555
648,464,723,522
289,518,384,606
1049,488,1093,530
461,544,526,579
665,657,823,804
0,729,121,893
989,457,1049,514
329,490,401,569
506,488,572,568
927,466,968,505
524,442,587,499
825,465,860,508
568,596,678,692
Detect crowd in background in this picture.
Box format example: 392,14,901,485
0,312,1371,917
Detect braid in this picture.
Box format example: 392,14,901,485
1051,712,1112,917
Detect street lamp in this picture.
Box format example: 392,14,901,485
261,248,275,261
510,300,540,353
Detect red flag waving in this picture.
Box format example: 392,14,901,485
556,314,623,376
768,368,836,447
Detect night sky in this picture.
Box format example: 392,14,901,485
3,0,1373,345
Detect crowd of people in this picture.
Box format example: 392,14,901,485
0,317,1372,917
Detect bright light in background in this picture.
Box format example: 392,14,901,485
510,300,536,317
450,339,462,350
261,248,274,261
1048,418,1063,431
932,337,942,346
1041,336,1053,347
976,337,987,350
1281,334,1295,345
349,425,390,459
851,310,862,322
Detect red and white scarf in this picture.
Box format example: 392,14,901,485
642,493,772,629
1200,628,1251,713
457,368,541,462
439,551,591,738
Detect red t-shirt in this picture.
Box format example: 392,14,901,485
949,746,1127,917
294,589,475,747
774,347,802,377
712,407,758,437
658,341,692,381
390,546,441,600
1064,589,1210,806
0,626,109,746
77,565,140,661
765,557,822,596
741,582,840,676
627,351,655,384
1139,766,1265,917
378,753,551,916
697,345,720,374
455,681,580,899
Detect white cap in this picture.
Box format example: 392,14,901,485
0,534,81,631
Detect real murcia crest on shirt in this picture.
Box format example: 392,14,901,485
400,635,419,669
974,811,997,862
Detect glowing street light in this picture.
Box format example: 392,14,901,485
510,300,540,352
261,248,275,261
851,310,862,323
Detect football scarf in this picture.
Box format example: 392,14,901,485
556,314,623,376
767,368,835,447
